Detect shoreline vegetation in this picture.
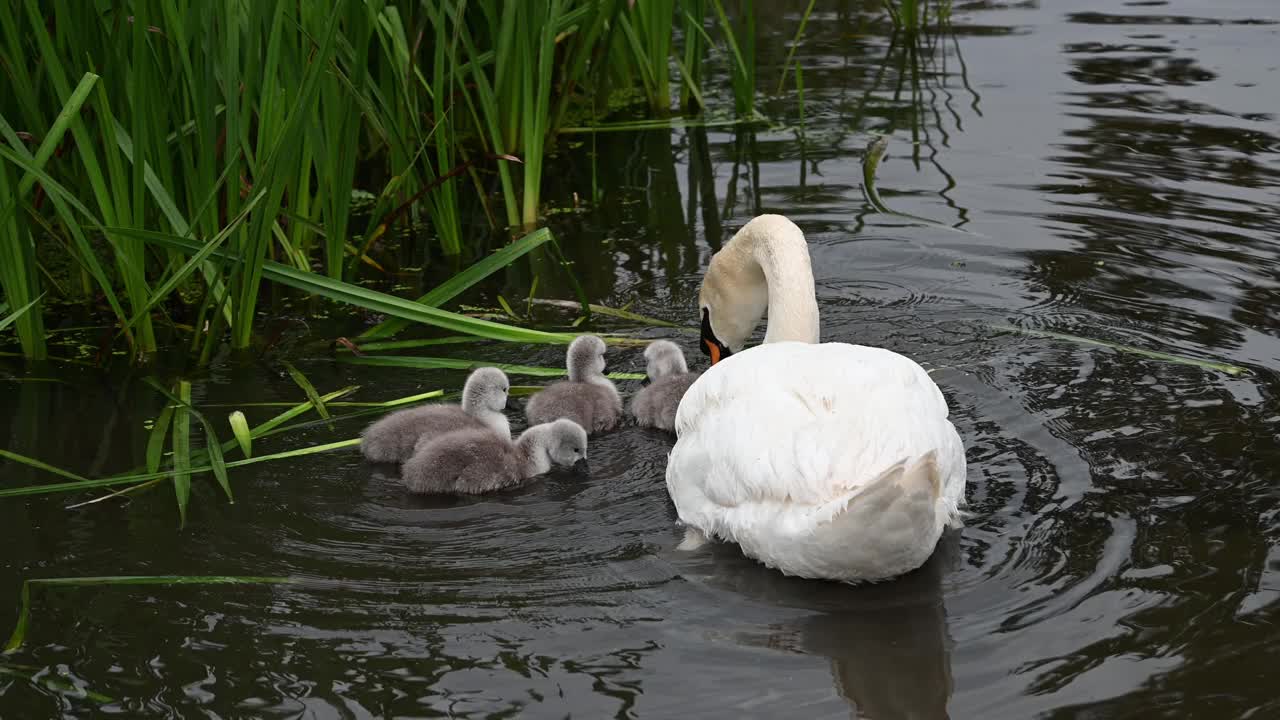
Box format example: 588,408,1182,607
0,0,956,522
1,0,779,364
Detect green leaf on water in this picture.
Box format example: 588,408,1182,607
337,336,485,353
0,439,364,499
146,404,174,474
528,298,684,328
144,378,233,505
0,449,89,483
282,362,330,423
250,386,359,437
228,411,252,458
496,294,520,320
4,575,294,654
172,381,192,526
994,325,1249,376
340,354,646,380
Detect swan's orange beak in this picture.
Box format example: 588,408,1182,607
699,307,732,365
704,337,723,365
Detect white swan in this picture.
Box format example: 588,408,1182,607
665,214,966,583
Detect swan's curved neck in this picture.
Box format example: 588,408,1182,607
730,216,820,345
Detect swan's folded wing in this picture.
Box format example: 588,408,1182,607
668,342,962,519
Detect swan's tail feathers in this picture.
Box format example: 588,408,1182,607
948,508,973,530
676,526,709,551
813,450,943,530
856,449,941,506
905,449,942,501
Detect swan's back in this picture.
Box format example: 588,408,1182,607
667,341,966,581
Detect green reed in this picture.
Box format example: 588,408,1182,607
883,0,952,32
0,0,760,362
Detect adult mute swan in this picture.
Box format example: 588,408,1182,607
665,214,966,583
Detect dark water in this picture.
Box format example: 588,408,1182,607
4,1,1280,716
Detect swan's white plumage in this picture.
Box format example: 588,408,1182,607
666,340,966,583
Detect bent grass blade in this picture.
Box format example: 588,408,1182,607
0,439,364,499
340,354,646,380
994,325,1249,377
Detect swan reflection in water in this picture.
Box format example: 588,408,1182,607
698,531,960,719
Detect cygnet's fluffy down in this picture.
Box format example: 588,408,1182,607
630,340,701,432
401,418,588,495
359,367,511,463
525,335,622,434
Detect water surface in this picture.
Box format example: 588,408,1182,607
4,0,1280,717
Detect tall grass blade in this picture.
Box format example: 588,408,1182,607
359,227,556,340
0,294,45,333
776,0,818,93
710,0,756,118
0,142,136,353
120,189,266,334
123,230,578,345
7,72,99,200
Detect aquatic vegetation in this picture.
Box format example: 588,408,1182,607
993,325,1250,377
0,351,642,521
341,354,645,381
4,575,295,654
0,0,760,362
883,0,952,32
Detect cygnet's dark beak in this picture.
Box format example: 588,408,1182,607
504,395,520,411
573,457,589,471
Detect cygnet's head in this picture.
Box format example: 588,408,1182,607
565,335,607,382
544,418,588,467
643,340,688,381
461,367,510,413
